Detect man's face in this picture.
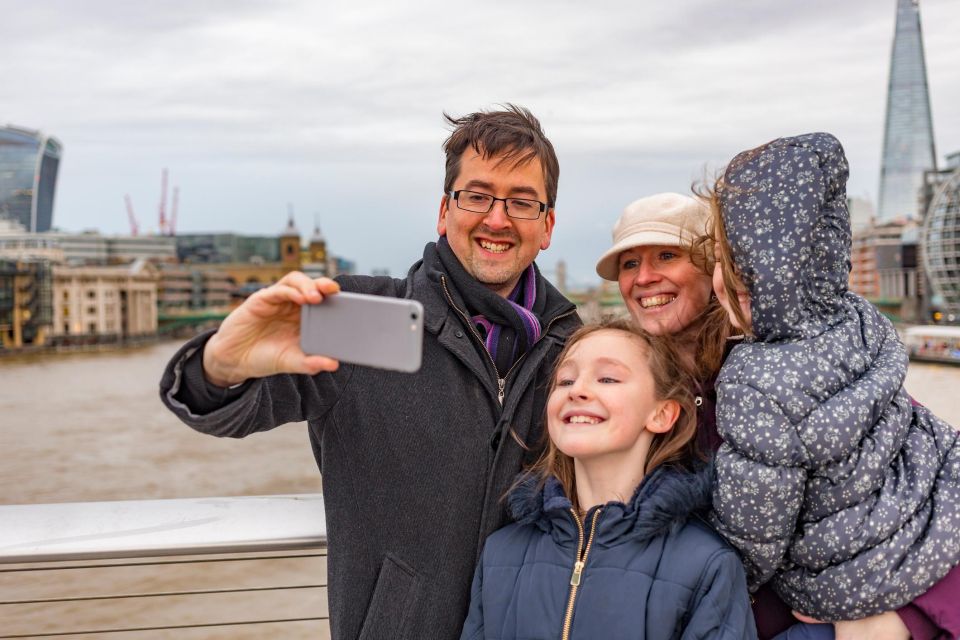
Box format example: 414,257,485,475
437,150,555,297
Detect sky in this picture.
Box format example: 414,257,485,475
2,0,959,288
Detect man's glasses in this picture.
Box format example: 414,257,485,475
449,190,548,220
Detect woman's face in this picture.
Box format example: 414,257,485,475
617,245,713,336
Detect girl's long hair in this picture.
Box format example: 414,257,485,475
525,318,703,513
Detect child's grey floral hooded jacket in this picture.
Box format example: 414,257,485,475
710,132,960,620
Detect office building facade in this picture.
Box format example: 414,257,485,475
922,153,960,319
0,126,62,233
877,0,937,223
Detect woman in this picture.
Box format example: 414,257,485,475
596,192,958,640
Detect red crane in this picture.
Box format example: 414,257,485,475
124,194,139,236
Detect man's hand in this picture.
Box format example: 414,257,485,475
202,272,342,387
793,611,910,640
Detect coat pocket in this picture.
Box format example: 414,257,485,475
358,554,421,640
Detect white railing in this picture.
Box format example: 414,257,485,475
0,495,329,638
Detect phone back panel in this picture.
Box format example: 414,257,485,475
300,292,424,373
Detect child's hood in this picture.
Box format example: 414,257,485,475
720,132,851,341
507,462,714,546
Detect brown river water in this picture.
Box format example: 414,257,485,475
1,340,958,637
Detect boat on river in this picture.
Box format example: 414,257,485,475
903,325,960,365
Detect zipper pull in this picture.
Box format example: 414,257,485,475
570,560,584,586
497,378,505,405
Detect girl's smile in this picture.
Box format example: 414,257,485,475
547,329,671,465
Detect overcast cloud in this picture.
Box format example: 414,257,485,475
2,0,958,286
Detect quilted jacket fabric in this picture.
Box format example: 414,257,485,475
710,132,960,620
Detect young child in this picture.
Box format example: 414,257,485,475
708,132,960,622
459,320,756,640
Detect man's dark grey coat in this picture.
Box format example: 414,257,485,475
159,242,580,640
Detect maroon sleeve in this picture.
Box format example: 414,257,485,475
896,563,960,640
751,583,796,640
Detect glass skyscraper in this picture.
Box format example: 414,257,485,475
877,0,937,223
0,126,63,233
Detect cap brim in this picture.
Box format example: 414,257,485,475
595,230,688,281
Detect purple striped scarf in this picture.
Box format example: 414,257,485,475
434,237,547,375
471,264,542,367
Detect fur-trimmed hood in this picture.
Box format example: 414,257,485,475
508,462,714,547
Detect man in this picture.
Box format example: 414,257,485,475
160,105,581,640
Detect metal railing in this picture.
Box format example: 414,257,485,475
0,494,329,638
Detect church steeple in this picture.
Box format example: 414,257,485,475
280,203,301,269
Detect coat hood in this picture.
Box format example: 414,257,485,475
508,462,714,546
719,133,851,341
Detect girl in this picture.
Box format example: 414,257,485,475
708,132,960,621
460,320,756,640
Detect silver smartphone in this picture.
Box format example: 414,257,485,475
300,292,424,373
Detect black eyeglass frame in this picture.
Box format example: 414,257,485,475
448,190,549,220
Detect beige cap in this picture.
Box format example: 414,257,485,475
595,192,712,281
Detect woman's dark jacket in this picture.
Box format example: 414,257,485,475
710,132,960,621
460,464,757,640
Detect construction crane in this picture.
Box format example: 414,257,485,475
124,194,139,236
169,186,179,236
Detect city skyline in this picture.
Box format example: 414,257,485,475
3,0,959,286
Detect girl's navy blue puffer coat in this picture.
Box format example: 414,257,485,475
460,464,756,640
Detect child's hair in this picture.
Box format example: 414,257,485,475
685,230,738,377
528,317,702,512
695,168,757,337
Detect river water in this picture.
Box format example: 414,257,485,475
1,340,958,637
3,340,958,505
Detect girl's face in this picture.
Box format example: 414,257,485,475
617,245,713,336
712,244,752,331
547,330,675,465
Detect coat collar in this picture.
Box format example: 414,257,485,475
408,241,577,338
508,461,714,548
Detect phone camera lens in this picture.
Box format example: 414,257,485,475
411,312,418,320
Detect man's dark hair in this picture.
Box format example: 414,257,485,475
442,104,559,208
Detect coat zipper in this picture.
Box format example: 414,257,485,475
439,275,577,406
561,507,601,640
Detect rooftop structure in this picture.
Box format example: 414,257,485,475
0,231,176,265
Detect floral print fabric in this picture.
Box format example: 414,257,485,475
710,133,960,620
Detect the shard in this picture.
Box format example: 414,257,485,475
877,0,937,223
